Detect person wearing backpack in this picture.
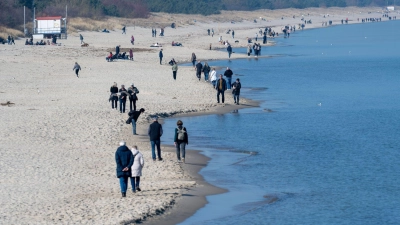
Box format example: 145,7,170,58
174,120,188,163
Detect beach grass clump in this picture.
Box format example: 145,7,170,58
0,26,24,40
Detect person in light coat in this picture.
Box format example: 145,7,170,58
130,146,145,192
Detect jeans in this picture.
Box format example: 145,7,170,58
131,119,137,135
192,60,196,67
204,72,209,81
119,99,126,113
130,177,140,191
176,142,186,160
226,77,232,89
196,71,201,80
212,80,216,88
160,57,163,64
129,99,136,112
234,94,240,104
111,97,118,109
217,90,225,103
150,140,161,160
119,176,129,193
228,52,232,58
173,71,177,80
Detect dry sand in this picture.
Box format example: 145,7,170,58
0,7,393,224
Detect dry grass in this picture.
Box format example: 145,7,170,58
0,26,24,40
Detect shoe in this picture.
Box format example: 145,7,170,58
217,102,220,103
122,192,126,197
136,187,141,192
237,103,239,105
158,158,163,161
234,101,236,103
132,189,136,193
133,133,138,135
182,158,185,163
177,159,181,162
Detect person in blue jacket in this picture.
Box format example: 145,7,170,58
115,141,134,197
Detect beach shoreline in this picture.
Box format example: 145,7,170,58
0,6,396,224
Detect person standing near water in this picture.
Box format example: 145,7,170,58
191,53,197,67
172,61,178,80
224,67,233,89
227,44,232,58
203,62,210,81
128,108,145,135
231,78,241,105
148,116,163,161
195,61,203,81
174,120,188,163
210,68,217,88
115,141,134,197
73,62,81,78
216,74,227,103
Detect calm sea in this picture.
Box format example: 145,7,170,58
162,20,400,225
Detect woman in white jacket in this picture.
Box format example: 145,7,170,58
210,68,217,88
130,146,144,192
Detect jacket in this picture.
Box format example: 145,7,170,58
191,54,196,62
130,149,144,177
174,126,188,144
227,45,232,53
232,81,241,95
203,64,210,73
115,145,134,178
128,87,139,100
119,88,128,100
128,110,142,122
216,78,227,91
196,62,203,72
110,86,118,94
210,71,217,81
159,51,163,58
172,64,178,72
224,69,233,78
148,121,163,141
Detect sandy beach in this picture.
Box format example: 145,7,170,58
0,6,395,224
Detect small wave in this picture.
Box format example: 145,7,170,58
229,149,258,155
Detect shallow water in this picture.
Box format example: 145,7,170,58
162,20,400,225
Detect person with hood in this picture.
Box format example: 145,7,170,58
110,82,118,109
130,146,144,192
210,68,217,88
174,120,189,163
127,83,139,112
159,49,163,65
115,141,134,197
202,62,211,81
190,53,197,67
227,44,233,58
148,116,163,161
195,61,203,81
232,78,242,105
73,62,81,78
128,108,145,135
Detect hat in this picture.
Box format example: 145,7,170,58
131,83,134,86
119,141,126,146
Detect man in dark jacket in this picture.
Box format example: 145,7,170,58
115,141,134,197
110,82,118,109
116,45,120,56
128,108,145,135
216,74,227,103
224,67,233,89
159,49,163,64
195,61,203,81
232,78,241,105
148,116,163,161
174,120,189,163
119,85,128,113
227,45,232,58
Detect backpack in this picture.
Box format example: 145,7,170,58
177,127,186,141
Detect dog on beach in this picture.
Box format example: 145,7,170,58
81,42,89,47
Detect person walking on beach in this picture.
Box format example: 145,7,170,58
128,83,139,112
227,44,233,58
247,44,252,56
159,49,163,65
130,35,134,45
224,67,233,89
79,34,84,44
211,28,214,37
73,62,81,78
119,85,128,113
148,116,163,161
115,141,134,197
232,78,241,105
203,62,210,81
128,108,145,135
110,82,118,109
191,53,197,67
216,74,227,103
130,146,144,192
195,61,203,81
232,30,235,39
172,61,178,80
210,68,217,88
174,120,188,163
122,26,126,34
129,48,133,61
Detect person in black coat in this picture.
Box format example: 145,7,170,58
110,82,118,109
115,141,134,197
116,45,120,56
148,116,163,161
195,61,203,81
128,108,145,135
119,85,128,113
215,74,227,103
232,78,241,105
159,49,163,64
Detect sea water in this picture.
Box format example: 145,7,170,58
161,20,400,225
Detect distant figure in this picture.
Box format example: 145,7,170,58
115,141,134,198
119,85,128,113
210,68,217,88
207,29,210,35
11,36,15,45
247,44,252,56
110,82,118,109
263,34,267,44
127,83,139,112
122,26,126,34
129,49,133,61
255,33,258,41
128,108,145,135
195,61,203,81
232,78,241,105
131,35,134,45
232,30,235,39
174,120,189,163
79,34,83,44
172,61,178,80
227,45,232,58
72,62,81,78
224,67,233,89
203,62,210,81
148,116,163,161
159,49,163,64
191,53,197,67
130,146,144,192
107,51,113,62
216,74,227,103
211,28,214,37
116,45,120,56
